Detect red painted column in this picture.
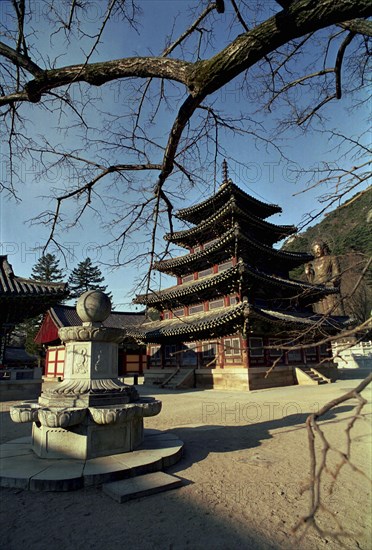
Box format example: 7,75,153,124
242,336,250,369
218,340,225,369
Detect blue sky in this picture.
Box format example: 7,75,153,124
1,1,370,309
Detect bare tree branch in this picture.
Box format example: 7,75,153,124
335,31,356,99
339,19,372,37
0,42,43,77
293,374,372,540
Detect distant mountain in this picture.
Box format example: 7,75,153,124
283,187,372,324
283,187,372,258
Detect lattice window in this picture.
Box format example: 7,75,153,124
209,298,224,310
287,349,302,362
198,267,213,279
46,346,65,378
189,303,204,315
320,344,330,356
164,345,177,366
172,308,184,317
249,337,264,357
202,341,217,357
225,337,241,356
204,239,218,249
182,343,198,365
218,260,233,272
149,345,161,359
268,339,283,357
182,273,194,283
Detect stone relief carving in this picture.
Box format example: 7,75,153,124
94,350,103,372
74,348,88,374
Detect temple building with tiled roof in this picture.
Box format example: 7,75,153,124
0,255,68,367
132,162,348,390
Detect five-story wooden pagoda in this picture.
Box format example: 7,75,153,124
132,162,346,390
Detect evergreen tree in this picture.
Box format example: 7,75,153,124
31,253,64,282
15,254,65,356
15,318,41,356
68,258,110,299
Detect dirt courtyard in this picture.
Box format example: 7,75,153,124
1,376,371,550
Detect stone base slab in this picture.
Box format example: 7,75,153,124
0,430,183,491
102,471,183,503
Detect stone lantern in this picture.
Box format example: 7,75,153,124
10,290,162,460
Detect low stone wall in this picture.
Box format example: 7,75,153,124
195,367,297,391
143,364,337,391
144,368,251,391
0,380,42,401
248,366,296,390
195,368,249,391
0,368,43,401
0,367,42,381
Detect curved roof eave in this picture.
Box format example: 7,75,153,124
166,198,296,248
126,302,348,343
176,181,281,223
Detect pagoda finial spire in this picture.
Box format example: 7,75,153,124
222,159,229,184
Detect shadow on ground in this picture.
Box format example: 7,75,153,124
167,406,355,471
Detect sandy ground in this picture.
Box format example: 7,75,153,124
0,376,371,550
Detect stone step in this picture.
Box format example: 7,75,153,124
0,432,184,491
102,471,183,503
162,368,195,389
302,369,330,384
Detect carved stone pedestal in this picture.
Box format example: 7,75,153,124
10,290,162,461
32,412,146,460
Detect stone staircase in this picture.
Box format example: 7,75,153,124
161,368,195,390
296,367,332,385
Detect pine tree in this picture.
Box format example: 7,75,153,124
31,253,64,282
16,318,41,356
68,257,110,299
15,254,65,356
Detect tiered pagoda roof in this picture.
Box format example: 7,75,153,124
134,166,348,344
129,302,249,343
155,223,311,276
176,180,281,223
165,196,296,248
0,255,68,326
134,260,337,309
127,300,348,344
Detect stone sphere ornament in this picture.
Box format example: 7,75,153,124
76,290,111,323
